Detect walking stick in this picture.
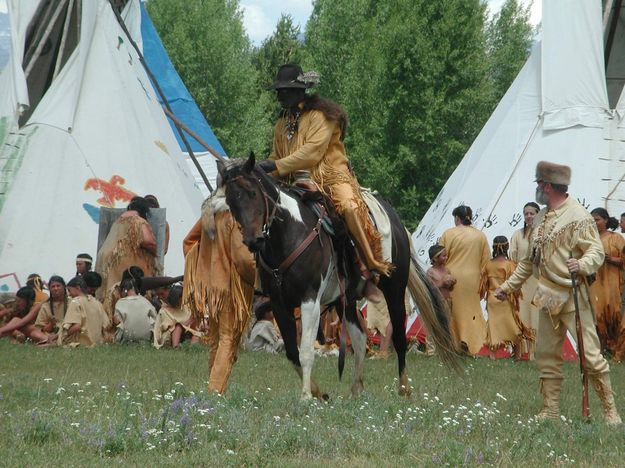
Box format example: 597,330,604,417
570,252,590,418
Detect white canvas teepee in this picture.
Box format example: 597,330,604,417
412,0,625,265
0,0,204,291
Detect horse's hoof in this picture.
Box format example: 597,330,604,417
321,393,330,402
398,385,412,397
350,382,364,398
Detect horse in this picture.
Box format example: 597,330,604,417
217,154,458,400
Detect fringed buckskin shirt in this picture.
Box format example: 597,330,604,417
269,109,350,186
500,196,604,313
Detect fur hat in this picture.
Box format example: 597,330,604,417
535,161,571,186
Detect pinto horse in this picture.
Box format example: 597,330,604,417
218,155,458,399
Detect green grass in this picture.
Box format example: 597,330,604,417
1,341,624,466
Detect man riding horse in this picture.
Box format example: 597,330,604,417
258,64,390,301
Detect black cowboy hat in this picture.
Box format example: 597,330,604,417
266,63,319,90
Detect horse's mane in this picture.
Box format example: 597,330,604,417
201,186,230,240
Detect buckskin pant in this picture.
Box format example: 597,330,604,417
206,308,247,394
536,297,609,380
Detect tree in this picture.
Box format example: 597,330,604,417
486,0,535,103
146,0,270,156
305,0,491,228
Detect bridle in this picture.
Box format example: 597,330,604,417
226,170,325,288
228,172,280,238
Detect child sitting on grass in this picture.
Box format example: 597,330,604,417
153,284,201,348
58,276,110,347
113,278,156,344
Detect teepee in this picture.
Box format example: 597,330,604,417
412,0,625,264
0,0,209,291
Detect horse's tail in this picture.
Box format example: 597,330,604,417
407,254,461,372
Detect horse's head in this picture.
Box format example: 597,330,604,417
217,153,274,252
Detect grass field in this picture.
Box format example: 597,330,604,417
1,341,624,466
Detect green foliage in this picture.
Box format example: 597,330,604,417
146,0,271,156
2,342,625,465
486,0,535,102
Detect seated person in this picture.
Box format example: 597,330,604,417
153,284,200,348
0,296,15,325
246,300,284,353
101,266,145,322
26,274,49,304
101,266,180,319
58,276,110,347
113,278,156,343
83,271,103,297
0,286,44,341
140,274,184,312
33,276,68,341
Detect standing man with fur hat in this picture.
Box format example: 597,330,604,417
182,178,256,394
258,64,391,292
495,161,621,425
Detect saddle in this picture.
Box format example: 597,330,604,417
287,184,342,238
286,183,393,264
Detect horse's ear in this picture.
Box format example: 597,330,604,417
216,159,226,180
244,152,256,173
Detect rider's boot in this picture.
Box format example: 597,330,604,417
356,260,383,304
343,208,392,277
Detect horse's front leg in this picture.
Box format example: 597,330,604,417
298,297,322,400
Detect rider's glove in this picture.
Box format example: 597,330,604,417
258,159,277,173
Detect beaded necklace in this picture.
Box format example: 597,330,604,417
284,109,301,141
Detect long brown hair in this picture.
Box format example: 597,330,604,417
302,93,349,140
47,275,68,319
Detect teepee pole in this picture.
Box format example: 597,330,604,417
162,108,226,164
107,0,214,194
25,0,69,78
53,0,75,80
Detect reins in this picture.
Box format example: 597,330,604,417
228,172,326,288
256,206,325,287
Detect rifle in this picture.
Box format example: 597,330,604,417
570,251,590,418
